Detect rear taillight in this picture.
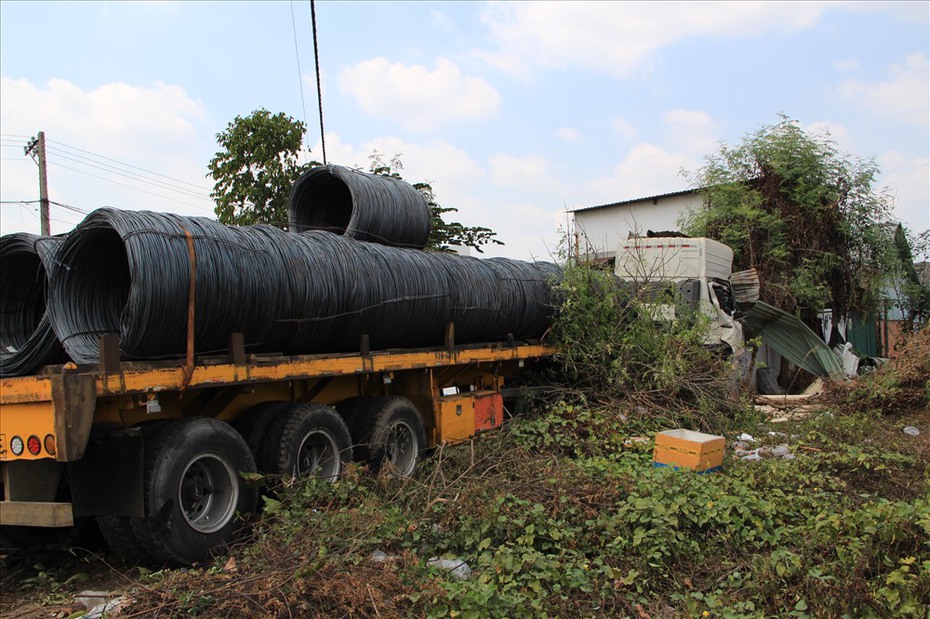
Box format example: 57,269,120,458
27,435,41,456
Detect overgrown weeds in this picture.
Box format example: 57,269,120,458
122,397,929,618
832,326,930,414
116,273,930,618
542,261,754,438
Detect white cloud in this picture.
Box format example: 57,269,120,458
662,109,719,156
429,10,456,31
478,2,831,77
488,153,553,188
578,110,720,207
337,57,501,132
611,117,637,141
587,142,696,205
879,151,930,233
556,127,580,141
0,78,215,235
839,53,930,126
800,120,854,151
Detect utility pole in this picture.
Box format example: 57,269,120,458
25,131,50,235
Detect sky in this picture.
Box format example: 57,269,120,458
1,1,927,261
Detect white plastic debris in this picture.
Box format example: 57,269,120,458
76,591,113,610
737,433,756,443
740,452,762,461
772,444,791,458
370,550,390,563
76,591,128,619
427,557,473,580
903,426,920,436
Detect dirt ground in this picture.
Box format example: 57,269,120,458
2,402,927,618
0,526,139,619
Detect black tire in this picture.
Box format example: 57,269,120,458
336,396,370,437
129,418,259,566
259,403,352,480
234,401,290,460
352,396,427,477
97,515,153,564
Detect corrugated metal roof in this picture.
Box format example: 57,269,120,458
740,301,844,379
569,188,702,213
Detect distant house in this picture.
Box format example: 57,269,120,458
876,259,930,357
570,189,704,261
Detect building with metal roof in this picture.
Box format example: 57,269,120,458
571,188,704,261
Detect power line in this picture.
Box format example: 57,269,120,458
46,138,212,192
45,147,212,201
290,0,311,153
48,160,216,213
310,0,327,165
5,136,214,197
50,200,90,215
5,134,217,218
2,199,89,214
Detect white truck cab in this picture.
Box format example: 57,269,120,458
613,237,744,352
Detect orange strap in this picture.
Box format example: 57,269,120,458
180,227,196,392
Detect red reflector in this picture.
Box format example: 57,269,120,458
44,434,57,456
27,435,41,456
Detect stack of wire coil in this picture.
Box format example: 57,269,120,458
0,233,68,377
46,208,559,364
289,164,432,249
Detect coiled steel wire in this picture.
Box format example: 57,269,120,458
0,233,68,377
47,208,559,364
289,164,432,248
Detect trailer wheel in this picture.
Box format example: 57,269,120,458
97,515,153,564
260,404,352,479
130,418,258,566
336,396,368,436
353,396,426,477
234,401,290,459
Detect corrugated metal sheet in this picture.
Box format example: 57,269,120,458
740,301,844,379
731,268,760,304
848,315,878,357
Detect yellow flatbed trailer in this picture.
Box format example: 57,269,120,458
0,337,551,564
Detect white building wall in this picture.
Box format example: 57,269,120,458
573,193,703,259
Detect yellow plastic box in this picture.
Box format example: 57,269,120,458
653,429,725,472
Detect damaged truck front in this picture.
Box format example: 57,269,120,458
613,236,745,354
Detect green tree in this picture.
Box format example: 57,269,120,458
682,116,911,326
208,110,501,253
208,109,310,226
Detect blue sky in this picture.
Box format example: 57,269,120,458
1,1,927,260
